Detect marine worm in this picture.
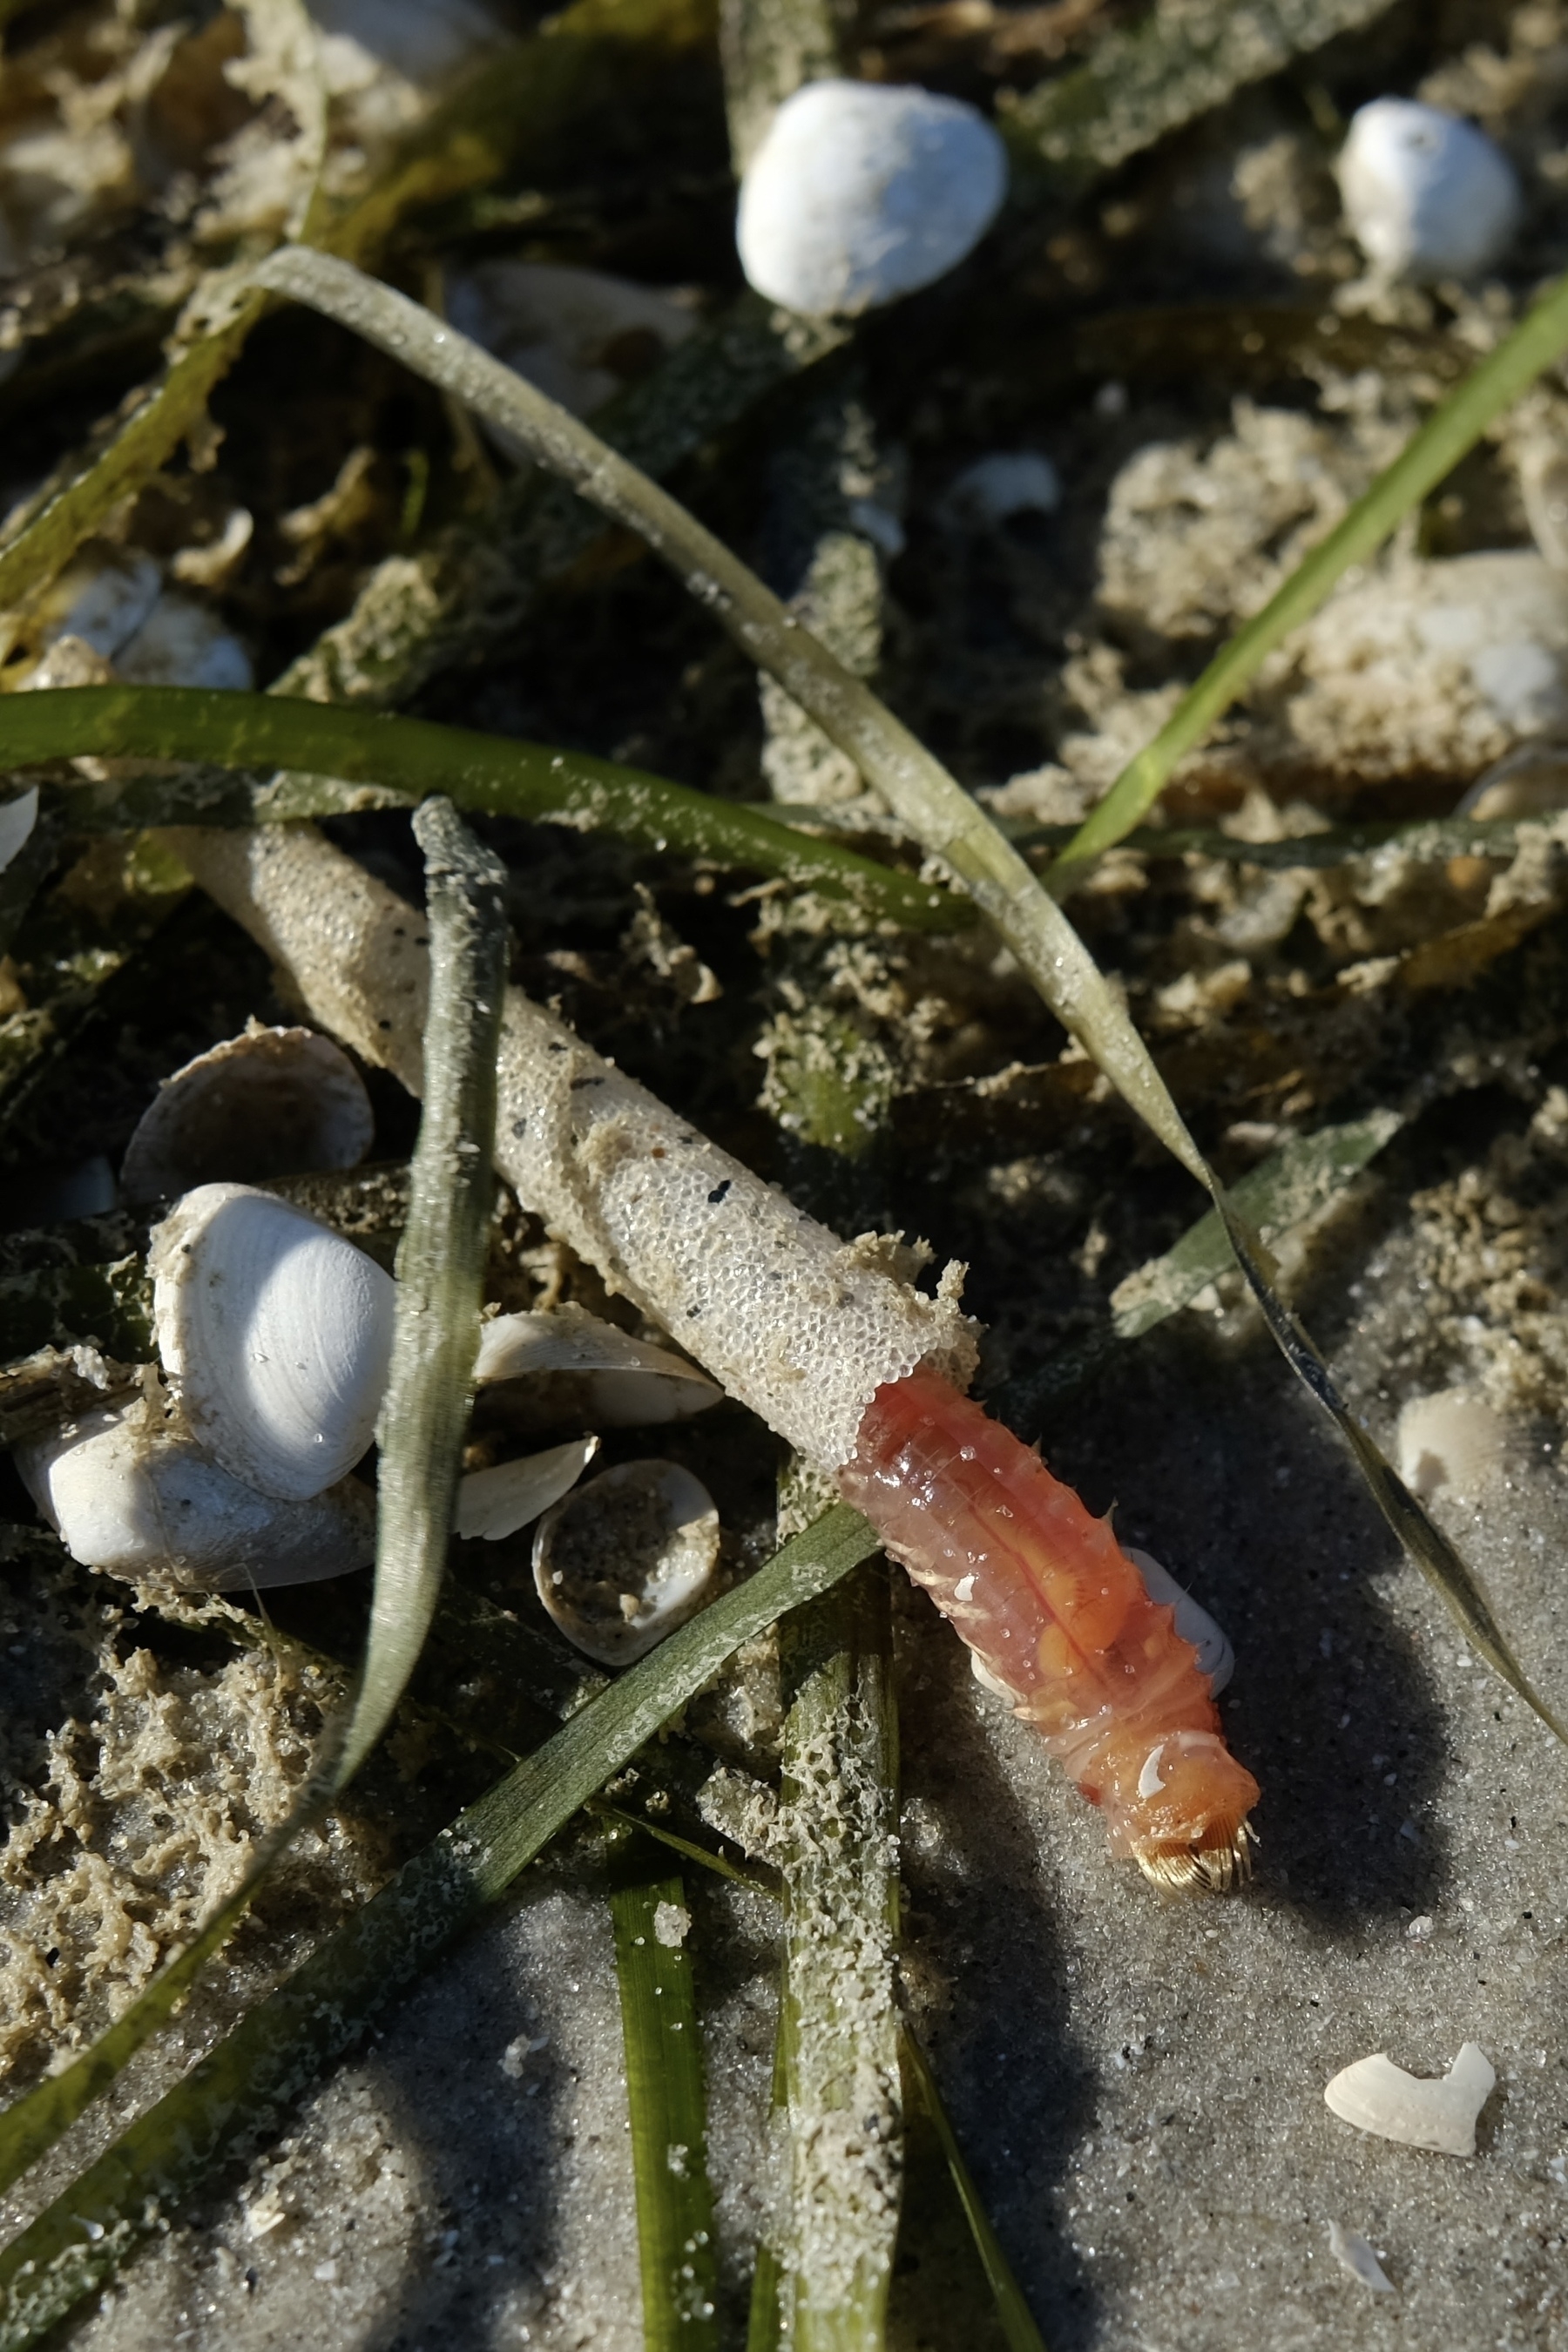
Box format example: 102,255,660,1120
167,821,1259,1889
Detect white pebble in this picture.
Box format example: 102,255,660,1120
1338,99,1521,281
737,80,1007,317
1327,2220,1395,2294
1396,1389,1504,1502
943,452,1061,528
1324,2041,1495,2157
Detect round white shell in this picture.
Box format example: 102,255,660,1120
121,1024,375,1204
532,1458,720,1666
474,1304,721,1426
1324,2041,1495,2157
736,80,1007,317
18,1398,375,1589
150,1182,396,1502
1123,1546,1234,1694
1338,99,1520,282
456,1436,598,1543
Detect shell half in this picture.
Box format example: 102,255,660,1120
474,1304,721,1428
18,1397,375,1589
121,1024,374,1204
150,1182,396,1501
531,1457,720,1666
456,1436,598,1542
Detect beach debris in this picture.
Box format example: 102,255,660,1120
532,1458,721,1666
736,79,1007,315
1396,1389,1505,1503
1327,2220,1395,2293
0,788,39,879
149,1183,396,1502
17,1396,375,1590
455,1435,598,1543
1324,2041,1495,2155
1457,742,1568,822
1338,98,1520,281
120,1024,375,1204
473,1304,722,1428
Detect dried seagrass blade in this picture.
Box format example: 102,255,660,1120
245,247,1568,1747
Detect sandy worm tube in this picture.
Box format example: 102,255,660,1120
167,823,1258,1887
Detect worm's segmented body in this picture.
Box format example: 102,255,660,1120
841,1369,1258,1889
174,821,1259,1889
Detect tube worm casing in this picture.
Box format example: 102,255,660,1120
168,822,1256,1884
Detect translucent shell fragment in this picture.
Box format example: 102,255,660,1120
839,1367,1259,1888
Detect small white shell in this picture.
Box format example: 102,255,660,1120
1458,742,1568,821
115,591,253,691
456,1435,598,1542
1338,99,1520,282
1324,2041,1495,2157
39,551,161,661
532,1458,720,1666
121,1024,375,1205
1396,1389,1504,1501
149,1183,396,1502
474,1304,721,1426
1327,2221,1395,2294
1124,1547,1234,1694
18,1399,375,1589
736,80,1007,317
445,261,695,425
943,453,1061,529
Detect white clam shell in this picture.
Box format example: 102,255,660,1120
474,1304,721,1426
1324,2042,1495,2157
532,1458,720,1666
150,1182,396,1502
121,1024,375,1204
736,80,1007,317
18,1398,375,1590
456,1435,598,1542
1338,99,1520,282
1124,1547,1234,1694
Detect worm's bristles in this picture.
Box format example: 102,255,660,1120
1135,1819,1256,1896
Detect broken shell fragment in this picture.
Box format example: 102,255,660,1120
1324,2041,1495,2156
121,1024,375,1204
736,79,1007,316
18,1398,375,1589
1327,2221,1395,2294
456,1435,598,1542
1338,99,1520,283
532,1458,720,1666
474,1304,722,1429
1396,1388,1504,1501
150,1183,396,1502
1124,1547,1234,1694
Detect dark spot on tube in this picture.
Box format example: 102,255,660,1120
707,1179,731,1205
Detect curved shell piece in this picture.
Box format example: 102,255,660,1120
18,1398,375,1590
474,1304,721,1427
532,1458,720,1666
736,80,1007,317
150,1182,396,1502
456,1435,598,1542
1324,2042,1495,2157
121,1024,375,1204
1124,1547,1234,1694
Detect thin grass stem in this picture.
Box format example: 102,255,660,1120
610,1848,721,2349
